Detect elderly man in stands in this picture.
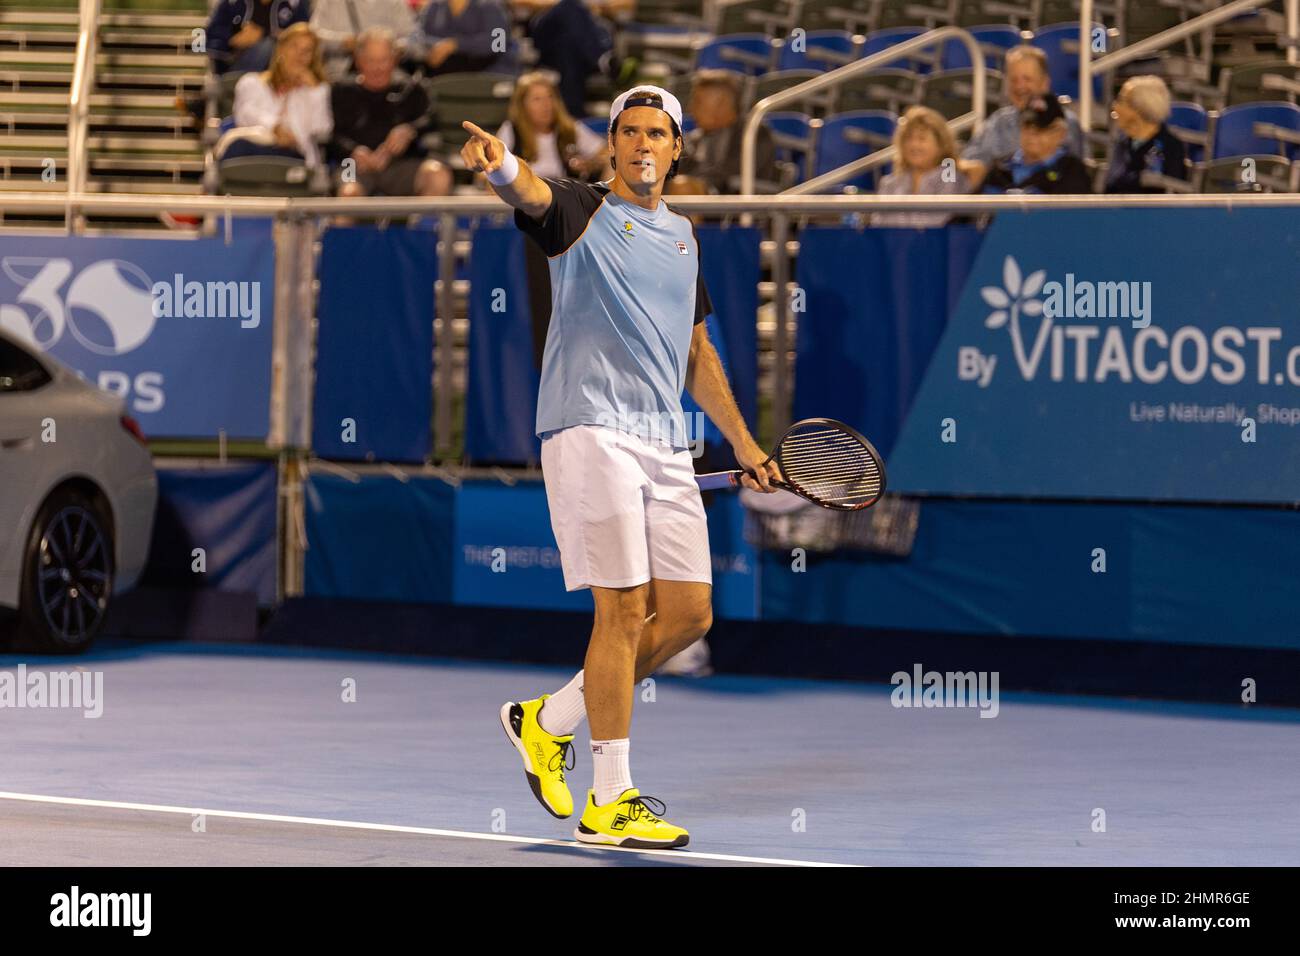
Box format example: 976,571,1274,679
981,92,1092,194
311,0,415,78
1104,75,1188,193
207,0,313,76
960,45,1083,189
669,70,778,195
330,28,453,198
407,0,518,75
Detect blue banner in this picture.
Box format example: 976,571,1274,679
794,226,984,458
466,225,541,464
888,209,1300,502
313,228,435,462
142,460,279,606
454,479,757,620
303,471,455,603
0,235,274,438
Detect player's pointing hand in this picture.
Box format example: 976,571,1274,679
462,121,505,175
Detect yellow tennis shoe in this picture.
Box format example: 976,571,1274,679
500,696,576,819
574,788,689,849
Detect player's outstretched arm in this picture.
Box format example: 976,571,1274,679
461,120,552,220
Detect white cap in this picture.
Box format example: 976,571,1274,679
608,85,683,135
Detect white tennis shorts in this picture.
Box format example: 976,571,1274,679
540,424,712,591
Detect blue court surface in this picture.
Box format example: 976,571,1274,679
1,641,1297,867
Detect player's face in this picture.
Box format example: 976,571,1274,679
612,106,680,190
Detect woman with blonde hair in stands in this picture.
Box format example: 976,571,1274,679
220,22,333,169
871,105,968,227
491,71,611,184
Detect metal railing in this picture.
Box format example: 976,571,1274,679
6,189,1300,445
66,0,101,209
741,25,988,197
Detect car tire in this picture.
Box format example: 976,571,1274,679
17,487,115,654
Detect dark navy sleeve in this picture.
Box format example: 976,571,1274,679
690,220,712,324
513,178,605,257
695,271,713,325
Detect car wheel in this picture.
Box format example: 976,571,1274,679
18,488,115,654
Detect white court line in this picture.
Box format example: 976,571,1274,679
0,791,855,868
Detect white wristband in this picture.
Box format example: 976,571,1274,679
485,149,520,186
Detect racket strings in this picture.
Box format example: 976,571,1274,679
776,427,883,507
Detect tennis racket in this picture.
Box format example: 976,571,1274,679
695,417,886,511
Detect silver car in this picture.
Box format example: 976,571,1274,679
0,328,157,652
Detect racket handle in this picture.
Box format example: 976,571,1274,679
695,470,741,491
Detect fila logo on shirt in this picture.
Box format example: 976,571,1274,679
675,241,689,255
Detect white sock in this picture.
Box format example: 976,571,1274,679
538,670,586,736
590,738,632,806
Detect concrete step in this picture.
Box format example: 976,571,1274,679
96,71,204,87
96,51,202,70
89,155,203,172
86,177,202,194
87,133,201,153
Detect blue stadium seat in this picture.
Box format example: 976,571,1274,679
777,29,856,72
763,110,814,184
813,109,898,191
1167,101,1208,164
1212,102,1300,160
861,27,935,75
1031,22,1105,101
941,24,1022,71
694,33,774,76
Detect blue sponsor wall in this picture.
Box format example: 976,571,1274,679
33,214,1296,657
0,235,275,438
303,474,757,620
888,209,1300,502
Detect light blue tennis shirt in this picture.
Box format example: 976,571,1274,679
515,177,712,450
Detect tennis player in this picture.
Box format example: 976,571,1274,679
462,86,779,849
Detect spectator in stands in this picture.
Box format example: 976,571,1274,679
491,71,611,182
311,0,415,78
517,0,634,117
207,0,313,76
218,23,333,170
330,28,454,199
960,45,1083,189
669,70,778,195
407,0,517,75
981,92,1091,194
1104,75,1187,193
871,106,968,227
